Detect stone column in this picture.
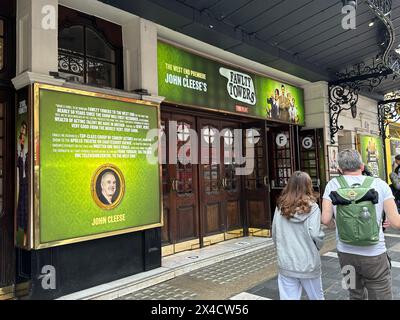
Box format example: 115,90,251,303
122,17,159,96
14,0,62,89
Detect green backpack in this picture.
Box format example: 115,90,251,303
330,176,380,246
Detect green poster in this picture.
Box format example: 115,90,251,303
359,135,385,180
158,41,305,125
37,85,161,247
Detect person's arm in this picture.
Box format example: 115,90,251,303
321,199,334,226
272,211,277,246
383,198,400,229
307,206,325,250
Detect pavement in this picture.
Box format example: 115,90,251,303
115,227,337,301
58,226,400,300
235,227,400,300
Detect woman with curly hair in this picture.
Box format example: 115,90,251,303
272,171,325,300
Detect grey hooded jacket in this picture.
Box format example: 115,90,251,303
272,202,325,279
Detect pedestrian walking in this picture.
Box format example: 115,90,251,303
272,171,325,300
322,149,400,300
389,155,400,211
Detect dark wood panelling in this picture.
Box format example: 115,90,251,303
248,200,264,227
161,207,170,243
226,200,240,229
177,205,197,240
205,203,221,234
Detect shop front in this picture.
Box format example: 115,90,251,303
157,41,324,256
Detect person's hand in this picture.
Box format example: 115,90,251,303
383,219,391,229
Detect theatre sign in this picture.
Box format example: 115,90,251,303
158,41,305,125
15,83,162,249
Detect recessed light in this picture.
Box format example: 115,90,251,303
209,25,214,29
368,20,375,27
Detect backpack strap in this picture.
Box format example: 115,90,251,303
336,176,349,188
361,176,375,189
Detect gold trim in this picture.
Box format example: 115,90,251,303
174,239,200,253
248,228,271,237
16,281,30,291
36,83,159,107
161,244,174,257
0,293,14,300
33,84,40,249
0,285,14,295
225,229,244,240
203,233,225,246
30,83,163,249
91,164,126,210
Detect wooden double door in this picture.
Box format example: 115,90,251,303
161,111,247,254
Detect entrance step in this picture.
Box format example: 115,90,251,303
57,236,273,300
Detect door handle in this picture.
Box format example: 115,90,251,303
264,176,271,192
263,176,269,187
171,179,177,192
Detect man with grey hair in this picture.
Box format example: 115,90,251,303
99,171,117,205
322,149,400,300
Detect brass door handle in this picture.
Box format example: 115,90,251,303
264,176,271,192
171,179,177,192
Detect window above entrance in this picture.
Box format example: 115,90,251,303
58,6,123,89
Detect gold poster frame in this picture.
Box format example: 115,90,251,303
31,83,163,250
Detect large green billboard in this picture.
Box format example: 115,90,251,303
34,84,161,249
358,134,385,180
158,41,305,125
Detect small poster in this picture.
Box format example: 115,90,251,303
358,135,385,180
328,145,339,178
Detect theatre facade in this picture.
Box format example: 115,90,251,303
0,0,385,299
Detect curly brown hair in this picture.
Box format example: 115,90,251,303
277,171,316,219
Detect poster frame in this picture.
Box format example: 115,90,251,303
31,83,163,250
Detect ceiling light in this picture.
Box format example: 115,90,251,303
342,0,357,8
209,25,214,29
368,20,375,27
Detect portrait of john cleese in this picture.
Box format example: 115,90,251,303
92,164,125,210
